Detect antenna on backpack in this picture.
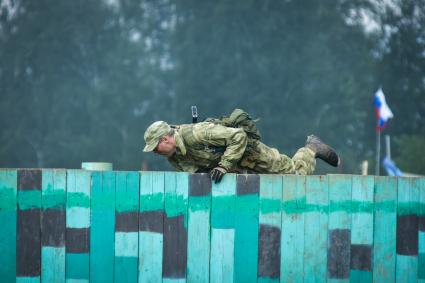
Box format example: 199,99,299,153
191,106,198,124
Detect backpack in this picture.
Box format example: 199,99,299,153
204,108,261,141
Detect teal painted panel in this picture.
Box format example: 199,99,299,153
419,253,425,279
349,270,372,283
328,175,351,230
396,255,418,283
210,228,235,283
114,257,138,283
420,178,425,280
140,171,164,212
281,175,305,282
327,175,352,282
396,177,419,282
187,175,211,283
66,207,90,228
373,176,397,283
420,233,425,254
304,175,328,283
259,174,282,227
163,172,188,281
66,253,89,280
258,174,282,282
187,209,210,283
0,169,17,282
139,171,164,283
90,171,115,283
175,172,189,219
18,189,41,210
115,232,138,257
42,169,66,209
65,171,91,282
351,175,374,245
116,171,139,213
66,170,90,228
41,247,65,283
350,176,374,283
115,171,139,283
164,172,188,218
138,232,163,282
210,173,236,283
211,174,236,229
234,176,259,283
41,169,66,283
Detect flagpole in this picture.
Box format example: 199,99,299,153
385,135,391,159
375,125,381,176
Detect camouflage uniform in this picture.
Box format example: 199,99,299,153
167,122,316,175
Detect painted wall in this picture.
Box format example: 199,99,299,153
0,169,424,283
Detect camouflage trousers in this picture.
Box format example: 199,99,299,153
238,141,316,175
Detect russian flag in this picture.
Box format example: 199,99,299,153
373,88,393,132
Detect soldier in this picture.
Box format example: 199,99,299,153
143,120,340,183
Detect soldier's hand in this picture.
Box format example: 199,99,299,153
209,167,227,183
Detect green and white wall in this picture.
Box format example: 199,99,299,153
0,169,424,282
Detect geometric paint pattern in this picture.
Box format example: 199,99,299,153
0,169,424,282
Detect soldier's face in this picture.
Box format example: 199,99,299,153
154,135,176,157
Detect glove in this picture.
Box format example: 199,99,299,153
209,166,227,183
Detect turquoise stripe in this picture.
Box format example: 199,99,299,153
351,213,373,244
210,228,235,283
0,170,17,282
164,193,188,217
67,193,90,208
420,232,425,254
350,270,372,283
234,193,259,283
259,174,282,228
140,171,164,212
115,232,138,257
18,190,41,210
66,253,89,280
115,257,138,283
258,277,279,283
42,247,65,283
162,279,186,283
373,176,397,283
66,207,90,228
304,175,328,283
42,191,66,209
16,277,40,283
188,195,210,211
116,171,139,213
419,253,425,279
90,171,115,283
187,192,211,283
396,255,418,283
0,186,17,210
140,193,164,212
138,232,163,283
281,176,305,282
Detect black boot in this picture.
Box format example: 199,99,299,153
306,135,340,167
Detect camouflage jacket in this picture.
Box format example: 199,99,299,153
167,122,248,173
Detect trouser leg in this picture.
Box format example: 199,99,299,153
291,147,316,175
241,142,316,175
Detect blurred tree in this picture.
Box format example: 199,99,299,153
394,135,425,174
0,0,423,173
169,0,376,173
0,0,174,170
